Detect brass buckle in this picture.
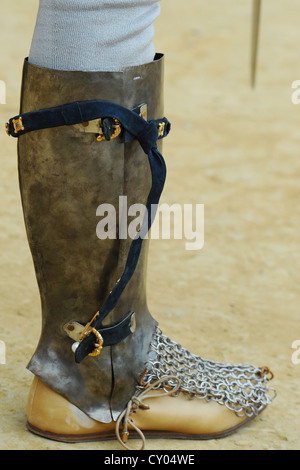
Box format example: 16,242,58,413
96,118,122,142
12,117,25,134
158,122,165,138
79,311,103,357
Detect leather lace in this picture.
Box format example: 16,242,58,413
115,375,181,450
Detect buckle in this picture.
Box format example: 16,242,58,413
79,311,103,357
12,117,25,134
5,117,25,136
74,103,147,141
158,121,165,138
74,118,121,142
96,118,121,142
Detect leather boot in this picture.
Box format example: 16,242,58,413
8,54,275,450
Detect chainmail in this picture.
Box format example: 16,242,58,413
140,327,276,418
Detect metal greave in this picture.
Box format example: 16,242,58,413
18,55,164,423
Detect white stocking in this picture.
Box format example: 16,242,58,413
28,0,161,72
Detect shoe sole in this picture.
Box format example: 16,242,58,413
26,413,257,444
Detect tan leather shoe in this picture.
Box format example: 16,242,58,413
27,376,255,449
27,328,275,450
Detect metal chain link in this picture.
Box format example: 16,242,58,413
140,328,276,418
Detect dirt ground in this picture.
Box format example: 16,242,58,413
0,0,300,451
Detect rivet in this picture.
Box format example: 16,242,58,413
72,342,79,353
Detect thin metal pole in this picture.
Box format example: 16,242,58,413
251,0,261,88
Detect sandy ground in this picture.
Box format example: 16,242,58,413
0,0,300,451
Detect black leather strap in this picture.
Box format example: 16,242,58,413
98,311,135,347
6,100,170,143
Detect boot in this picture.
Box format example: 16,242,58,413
7,54,275,450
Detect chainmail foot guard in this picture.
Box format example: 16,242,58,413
140,328,276,418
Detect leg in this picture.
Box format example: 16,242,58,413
9,0,275,450
28,0,161,71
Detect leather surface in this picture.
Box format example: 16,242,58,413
27,377,248,439
18,54,164,423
